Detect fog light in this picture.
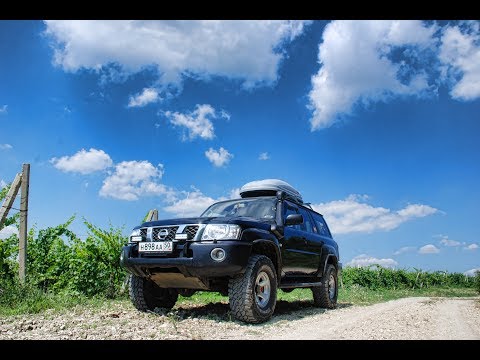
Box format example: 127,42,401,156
210,248,226,262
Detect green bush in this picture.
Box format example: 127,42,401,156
342,265,475,290
66,219,128,298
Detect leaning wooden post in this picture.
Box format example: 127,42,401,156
18,163,30,283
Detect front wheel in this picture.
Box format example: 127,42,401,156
128,274,178,311
312,264,338,308
228,255,277,324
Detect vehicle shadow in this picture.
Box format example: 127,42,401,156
165,300,353,325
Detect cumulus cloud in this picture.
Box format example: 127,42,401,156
128,88,161,107
464,243,479,251
258,152,270,160
0,225,18,240
309,20,436,130
418,244,440,254
464,268,480,277
439,21,480,100
164,188,219,218
347,254,398,268
0,144,12,150
205,147,233,167
0,105,7,114
50,148,113,174
100,160,174,201
165,104,228,141
228,188,241,199
163,186,240,217
311,194,438,235
44,20,310,91
393,246,417,255
439,235,462,247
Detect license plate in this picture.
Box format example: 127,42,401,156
138,241,173,253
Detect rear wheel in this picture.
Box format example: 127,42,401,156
312,264,338,308
128,274,178,311
228,255,277,324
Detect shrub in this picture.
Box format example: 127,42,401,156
342,265,475,290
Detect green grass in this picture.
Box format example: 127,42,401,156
1,285,477,317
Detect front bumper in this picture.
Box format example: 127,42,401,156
120,241,251,278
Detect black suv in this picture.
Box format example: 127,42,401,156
120,179,341,323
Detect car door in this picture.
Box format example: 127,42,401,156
281,201,319,276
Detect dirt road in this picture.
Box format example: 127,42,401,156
1,297,479,340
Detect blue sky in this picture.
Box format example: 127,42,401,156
1,20,479,274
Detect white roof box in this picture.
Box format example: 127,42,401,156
239,179,303,203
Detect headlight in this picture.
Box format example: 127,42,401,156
201,224,241,240
130,228,143,242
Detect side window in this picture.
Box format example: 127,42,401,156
311,212,331,237
298,207,314,233
284,204,302,231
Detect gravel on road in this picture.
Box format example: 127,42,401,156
1,297,479,340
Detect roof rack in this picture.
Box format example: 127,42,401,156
239,179,303,204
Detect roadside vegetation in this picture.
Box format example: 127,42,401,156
1,183,479,317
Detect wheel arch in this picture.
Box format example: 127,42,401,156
318,245,339,277
251,239,282,282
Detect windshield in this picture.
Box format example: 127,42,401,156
201,197,277,221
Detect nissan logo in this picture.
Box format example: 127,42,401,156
158,229,169,239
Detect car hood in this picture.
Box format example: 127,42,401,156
139,216,273,231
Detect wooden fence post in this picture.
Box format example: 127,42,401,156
18,164,30,283
0,173,22,226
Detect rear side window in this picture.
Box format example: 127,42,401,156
311,212,331,237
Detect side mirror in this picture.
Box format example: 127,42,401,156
285,214,303,226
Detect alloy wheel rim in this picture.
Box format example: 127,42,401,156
255,271,271,308
328,273,336,300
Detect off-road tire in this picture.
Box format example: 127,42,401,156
128,274,178,311
228,255,277,324
312,264,338,308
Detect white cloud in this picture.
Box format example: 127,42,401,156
128,87,160,107
0,179,6,188
464,268,480,277
0,144,12,150
99,160,173,201
205,147,233,167
51,148,113,174
464,243,479,251
309,20,437,130
0,225,18,240
439,236,462,247
219,110,231,121
439,21,480,101
311,194,438,235
0,105,7,114
228,188,241,199
44,20,310,90
347,254,398,268
258,152,270,160
393,246,417,255
165,104,220,140
164,188,219,218
164,186,243,217
418,244,440,254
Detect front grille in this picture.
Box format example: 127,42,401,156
184,225,199,240
140,228,147,237
152,226,178,241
